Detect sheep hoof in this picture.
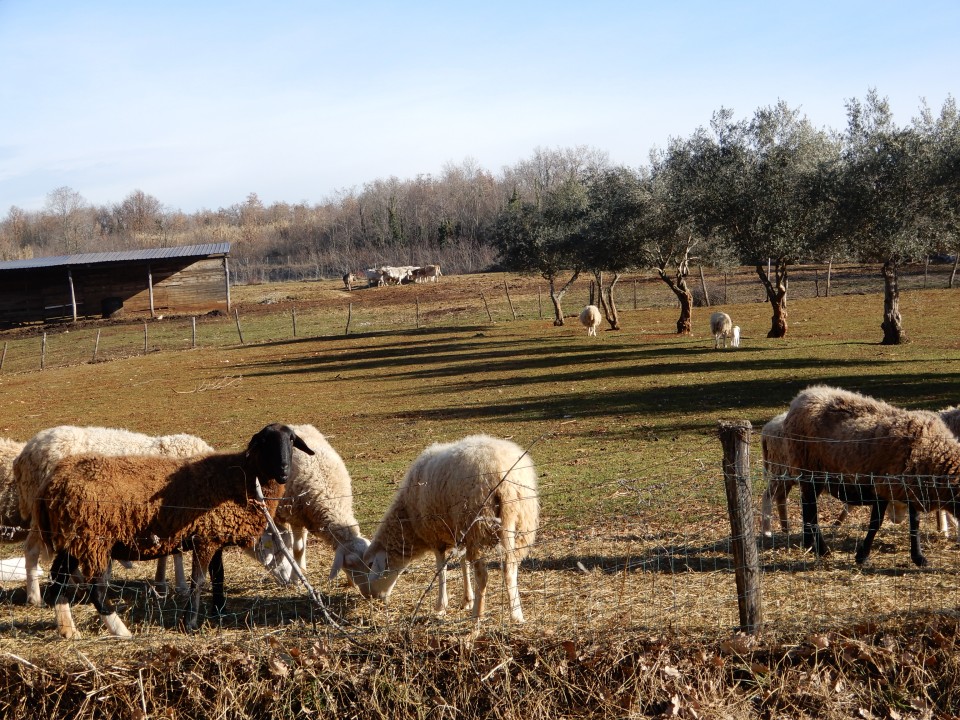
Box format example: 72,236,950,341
911,553,928,568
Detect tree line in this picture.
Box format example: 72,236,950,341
2,90,958,344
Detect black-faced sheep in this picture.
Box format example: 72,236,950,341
710,312,740,349
270,424,369,587
14,426,216,606
355,435,539,624
782,385,960,567
35,423,314,639
579,305,602,336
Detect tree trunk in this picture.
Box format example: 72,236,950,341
547,270,581,326
880,260,907,345
656,267,693,335
593,271,621,330
755,262,788,338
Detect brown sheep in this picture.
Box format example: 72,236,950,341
35,423,314,639
782,385,960,567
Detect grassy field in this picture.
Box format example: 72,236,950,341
0,271,958,718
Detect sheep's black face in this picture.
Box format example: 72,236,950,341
247,423,315,484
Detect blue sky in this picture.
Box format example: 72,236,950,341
1,1,956,213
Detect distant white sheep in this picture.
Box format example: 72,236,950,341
579,305,602,336
356,435,539,623
710,312,739,349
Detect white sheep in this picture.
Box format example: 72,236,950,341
35,423,314,638
782,385,960,566
355,435,539,623
579,305,602,336
0,438,28,545
13,425,292,606
270,424,369,587
710,312,739,349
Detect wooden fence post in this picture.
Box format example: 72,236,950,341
41,333,46,370
826,259,833,297
92,330,101,363
292,307,298,337
234,309,245,344
143,321,148,353
480,292,493,322
192,317,197,348
415,296,420,329
699,265,711,307
538,286,543,319
504,281,517,320
0,342,7,372
718,420,762,634
345,303,352,335
633,279,637,310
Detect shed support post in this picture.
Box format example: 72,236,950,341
67,269,78,323
223,257,232,312
147,264,155,318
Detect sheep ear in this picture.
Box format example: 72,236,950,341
293,434,315,456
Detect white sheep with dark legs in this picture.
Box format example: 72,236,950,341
579,305,602,336
268,424,369,587
782,385,960,567
710,312,739,349
354,435,539,624
34,423,314,639
13,426,238,606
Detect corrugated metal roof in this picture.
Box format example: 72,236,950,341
0,242,231,272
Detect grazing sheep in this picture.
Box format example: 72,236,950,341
365,268,384,287
782,385,960,567
357,435,539,623
14,426,215,606
0,439,28,545
579,305,602,336
270,424,369,587
342,272,354,291
710,312,739,349
412,264,442,283
35,423,314,639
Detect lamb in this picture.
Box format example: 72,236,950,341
710,312,740,349
0,438,28,545
270,424,369,587
355,435,539,623
782,385,960,567
14,426,216,606
579,305,602,336
34,423,314,639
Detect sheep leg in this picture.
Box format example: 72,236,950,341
470,556,488,622
24,526,47,607
209,548,226,615
154,556,170,596
854,499,888,565
291,525,309,570
186,553,210,632
90,569,132,638
799,480,830,556
908,505,928,567
48,551,79,639
759,485,774,536
433,550,448,613
460,561,474,610
504,552,524,624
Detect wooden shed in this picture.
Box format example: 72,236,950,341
0,243,232,326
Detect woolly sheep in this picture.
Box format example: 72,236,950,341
35,423,314,639
356,435,539,623
0,438,27,545
270,424,369,587
710,312,739,349
579,305,602,336
782,385,960,567
14,426,216,606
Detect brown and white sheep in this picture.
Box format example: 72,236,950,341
14,426,216,605
355,435,539,624
710,312,739,349
34,423,314,639
579,305,602,337
782,385,960,567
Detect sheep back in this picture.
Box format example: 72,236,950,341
710,312,732,336
14,425,213,520
579,305,602,329
373,435,539,565
783,385,960,507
